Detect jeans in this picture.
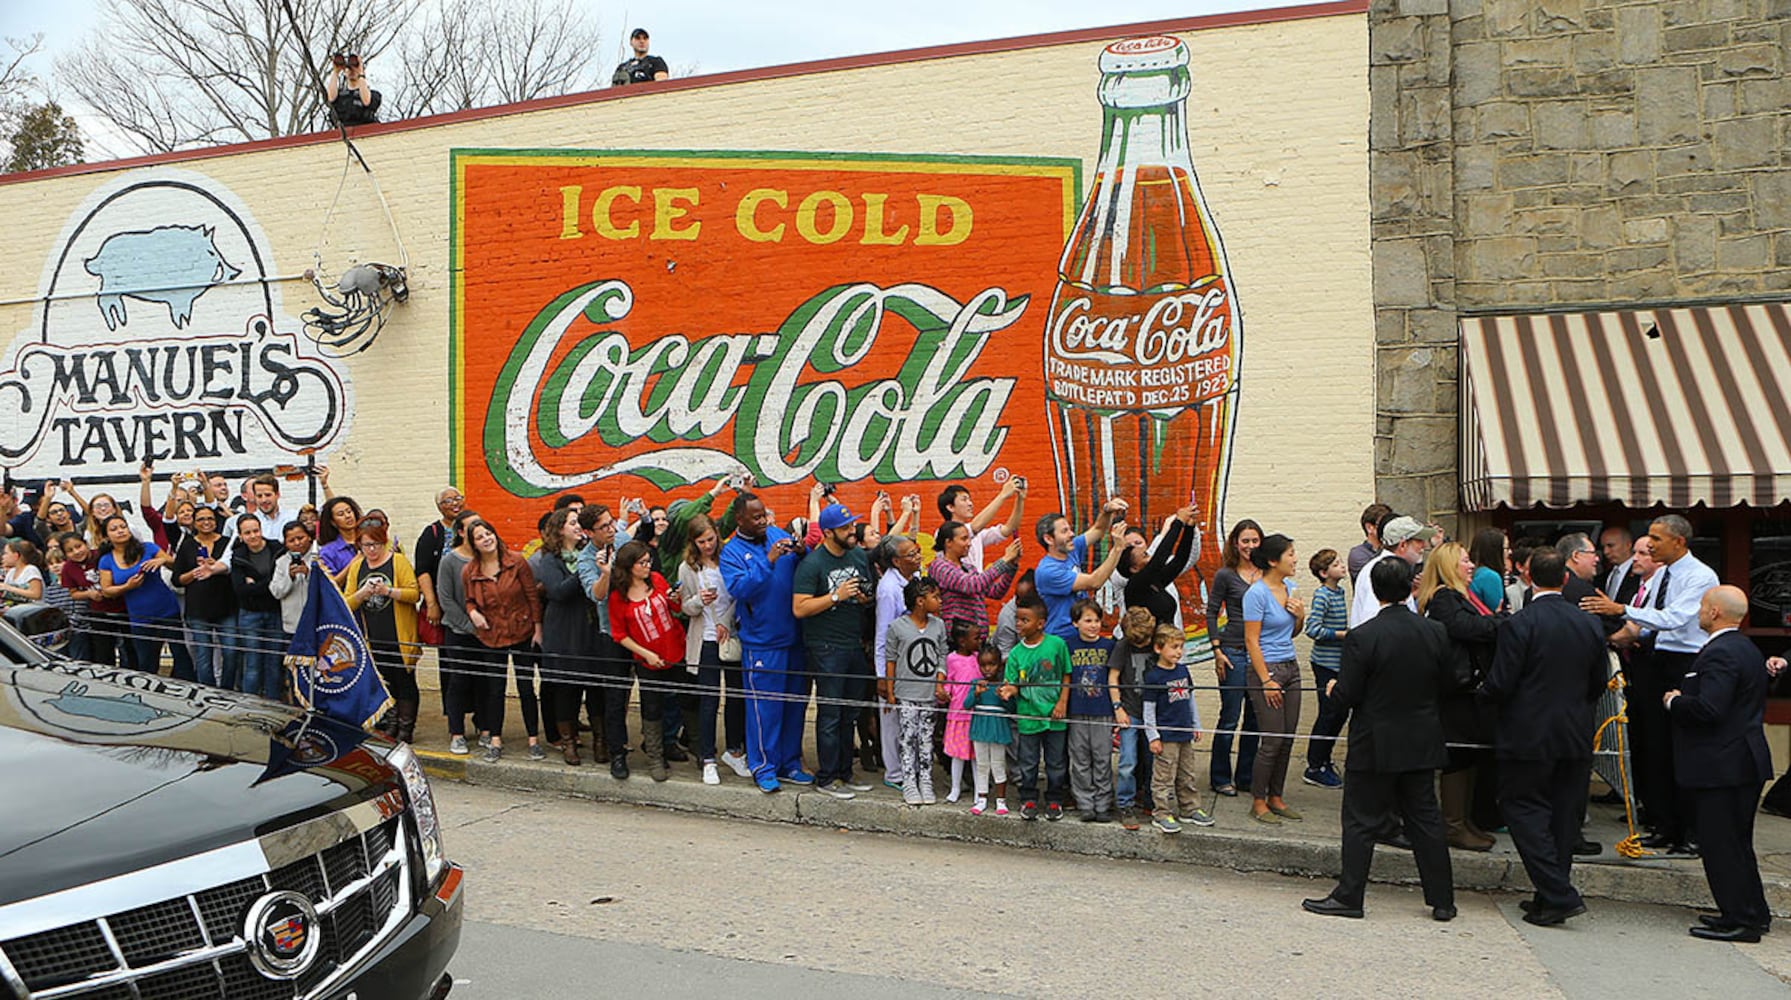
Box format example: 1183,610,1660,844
1115,719,1156,809
1209,648,1259,790
1012,727,1069,805
442,630,481,736
809,643,866,784
694,640,724,761
234,609,284,701
1307,665,1346,768
186,614,241,690
132,616,195,681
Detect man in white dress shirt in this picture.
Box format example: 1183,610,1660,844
1581,514,1718,854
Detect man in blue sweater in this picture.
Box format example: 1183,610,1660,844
720,493,815,793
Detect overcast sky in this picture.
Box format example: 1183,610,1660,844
4,0,1283,159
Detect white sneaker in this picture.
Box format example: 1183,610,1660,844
946,789,962,804
702,762,721,785
448,735,469,755
720,750,751,778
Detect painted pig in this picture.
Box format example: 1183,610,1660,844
83,225,243,330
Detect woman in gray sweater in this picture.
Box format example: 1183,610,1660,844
1205,519,1263,797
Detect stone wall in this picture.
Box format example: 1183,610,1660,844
1370,0,1791,521
1370,0,1461,526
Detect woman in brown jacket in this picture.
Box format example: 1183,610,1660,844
462,519,543,763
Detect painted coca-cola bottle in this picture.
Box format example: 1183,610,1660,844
1044,35,1242,649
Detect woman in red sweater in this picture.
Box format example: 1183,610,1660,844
608,540,686,782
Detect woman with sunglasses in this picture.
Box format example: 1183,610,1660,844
343,514,424,741
173,505,239,689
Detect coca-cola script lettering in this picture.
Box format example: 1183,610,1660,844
486,280,1026,496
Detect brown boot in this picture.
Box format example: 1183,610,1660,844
561,729,582,766
1441,771,1493,851
395,700,419,745
594,716,616,763
641,720,669,782
1459,770,1496,843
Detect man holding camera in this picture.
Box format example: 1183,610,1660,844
721,491,813,793
793,502,875,798
325,52,381,125
612,28,670,87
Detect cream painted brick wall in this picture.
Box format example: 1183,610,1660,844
0,12,1372,565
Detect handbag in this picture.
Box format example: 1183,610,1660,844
417,613,445,647
719,634,742,663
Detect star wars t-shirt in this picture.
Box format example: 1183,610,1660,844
1065,634,1116,717
352,555,398,649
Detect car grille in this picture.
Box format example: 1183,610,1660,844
0,817,407,1000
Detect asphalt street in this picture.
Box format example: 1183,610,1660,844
433,782,1790,999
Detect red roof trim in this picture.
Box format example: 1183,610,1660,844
0,1,1367,187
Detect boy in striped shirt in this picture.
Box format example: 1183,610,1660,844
1302,548,1349,789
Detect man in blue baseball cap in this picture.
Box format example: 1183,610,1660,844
793,501,877,797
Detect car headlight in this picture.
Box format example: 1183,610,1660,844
387,742,447,885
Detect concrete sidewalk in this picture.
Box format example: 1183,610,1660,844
402,675,1791,919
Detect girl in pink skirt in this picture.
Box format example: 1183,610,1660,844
941,620,983,803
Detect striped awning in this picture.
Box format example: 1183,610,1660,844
1459,301,1791,510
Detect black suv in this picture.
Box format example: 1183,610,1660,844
0,607,463,999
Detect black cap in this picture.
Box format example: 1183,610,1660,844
630,27,649,38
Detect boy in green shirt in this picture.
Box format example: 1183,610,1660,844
998,594,1071,820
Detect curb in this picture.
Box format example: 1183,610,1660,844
450,756,1789,917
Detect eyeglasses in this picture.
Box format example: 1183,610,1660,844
439,496,464,506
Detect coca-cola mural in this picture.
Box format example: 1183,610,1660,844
453,36,1241,646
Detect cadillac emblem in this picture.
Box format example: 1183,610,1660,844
244,890,322,979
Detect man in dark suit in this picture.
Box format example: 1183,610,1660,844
1302,558,1456,922
1666,585,1775,942
1479,548,1608,926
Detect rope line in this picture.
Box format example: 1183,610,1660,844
49,619,1642,756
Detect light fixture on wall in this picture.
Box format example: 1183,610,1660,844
300,262,409,356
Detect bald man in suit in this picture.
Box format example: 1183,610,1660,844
1665,586,1774,942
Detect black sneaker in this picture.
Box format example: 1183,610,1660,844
1045,803,1064,822
1020,800,1039,821
610,753,630,780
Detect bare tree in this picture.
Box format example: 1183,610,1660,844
2,35,86,173
0,35,42,107
390,0,606,118
56,0,420,153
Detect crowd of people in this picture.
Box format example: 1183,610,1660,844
3,464,1782,937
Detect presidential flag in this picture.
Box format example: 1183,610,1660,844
285,566,393,731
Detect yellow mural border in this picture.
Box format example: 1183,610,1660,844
446,147,1083,485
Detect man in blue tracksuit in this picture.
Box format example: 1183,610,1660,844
719,492,815,793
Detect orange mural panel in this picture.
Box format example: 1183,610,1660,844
450,150,1079,544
